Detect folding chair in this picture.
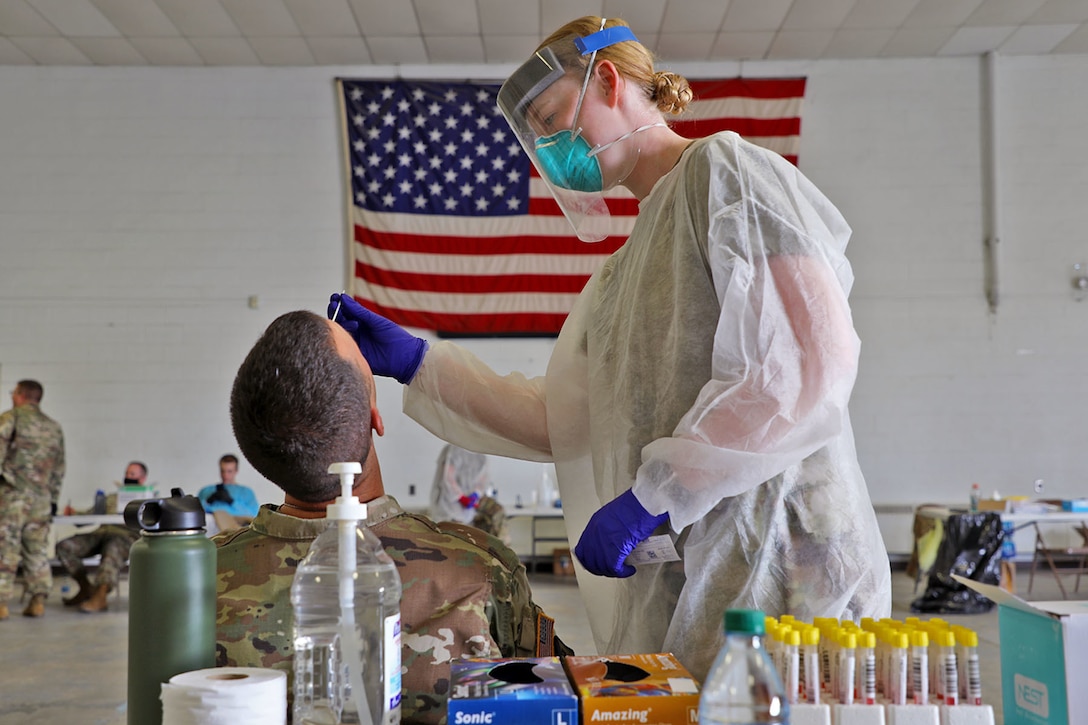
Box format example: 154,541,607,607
1026,521,1088,599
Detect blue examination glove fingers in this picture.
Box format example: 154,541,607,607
327,293,429,384
574,489,669,578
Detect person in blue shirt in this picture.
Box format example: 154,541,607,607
197,454,259,523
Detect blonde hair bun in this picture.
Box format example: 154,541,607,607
652,71,693,116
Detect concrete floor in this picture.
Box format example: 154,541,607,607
0,563,1081,724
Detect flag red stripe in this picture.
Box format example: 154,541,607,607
354,224,626,254
672,117,801,138
361,298,568,335
356,260,595,294
527,195,640,216
688,78,806,99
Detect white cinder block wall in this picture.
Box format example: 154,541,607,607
1,56,1086,556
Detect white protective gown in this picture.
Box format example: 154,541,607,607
404,131,891,680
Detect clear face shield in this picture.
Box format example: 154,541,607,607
497,23,647,242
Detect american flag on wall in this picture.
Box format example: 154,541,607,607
337,77,805,336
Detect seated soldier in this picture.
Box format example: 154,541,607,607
216,310,572,724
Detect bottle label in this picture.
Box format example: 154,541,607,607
385,614,403,713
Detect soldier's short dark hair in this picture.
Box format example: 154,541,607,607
230,311,371,503
219,454,239,467
15,380,43,404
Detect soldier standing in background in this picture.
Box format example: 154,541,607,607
0,380,66,619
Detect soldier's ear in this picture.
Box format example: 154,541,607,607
370,404,384,437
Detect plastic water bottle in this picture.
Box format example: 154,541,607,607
969,483,981,513
699,609,790,725
292,463,402,725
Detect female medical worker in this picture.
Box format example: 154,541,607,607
329,16,891,679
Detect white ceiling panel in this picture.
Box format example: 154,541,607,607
0,36,34,62
10,35,92,63
904,0,986,28
712,30,775,59
483,33,538,63
128,36,203,64
940,25,1016,55
90,0,178,36
768,29,835,59
783,0,856,31
0,0,60,36
883,26,956,56
966,0,1047,26
602,0,665,35
0,0,1084,66
425,35,485,64
284,0,359,37
248,35,314,65
1054,21,1088,52
722,0,793,33
414,0,478,36
660,1,727,34
1029,0,1088,24
26,0,118,36
477,0,538,37
999,23,1077,54
308,36,371,65
365,34,428,64
189,36,260,65
657,31,716,61
154,0,240,37
825,28,896,59
540,0,602,38
842,0,922,30
221,0,299,37
69,36,147,64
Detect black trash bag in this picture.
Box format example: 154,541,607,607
910,511,1004,614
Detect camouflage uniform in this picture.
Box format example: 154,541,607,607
55,524,139,589
213,496,572,725
0,402,65,602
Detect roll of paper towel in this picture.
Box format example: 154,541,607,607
161,667,287,725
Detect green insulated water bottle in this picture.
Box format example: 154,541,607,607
124,489,217,725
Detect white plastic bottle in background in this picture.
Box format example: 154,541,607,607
291,463,402,725
699,609,790,725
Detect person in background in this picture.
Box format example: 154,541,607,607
55,461,146,613
217,310,571,724
429,443,490,525
197,454,259,530
0,380,65,620
328,15,890,680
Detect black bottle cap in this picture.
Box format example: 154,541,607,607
124,488,206,532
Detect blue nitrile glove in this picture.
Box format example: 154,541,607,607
328,293,429,385
574,489,669,578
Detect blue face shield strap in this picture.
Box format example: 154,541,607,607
569,21,641,141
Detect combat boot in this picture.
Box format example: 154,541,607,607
79,584,110,613
0,602,8,620
63,572,94,606
23,593,46,617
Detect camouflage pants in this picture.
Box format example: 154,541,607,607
0,491,53,601
55,529,133,589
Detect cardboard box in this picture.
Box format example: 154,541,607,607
115,485,155,513
448,657,578,725
956,576,1088,725
553,548,576,576
977,498,1011,513
564,653,700,725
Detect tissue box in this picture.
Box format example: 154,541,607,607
564,653,700,725
957,577,1088,725
115,485,154,513
448,657,578,725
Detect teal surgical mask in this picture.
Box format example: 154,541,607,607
535,130,603,192
534,122,667,193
